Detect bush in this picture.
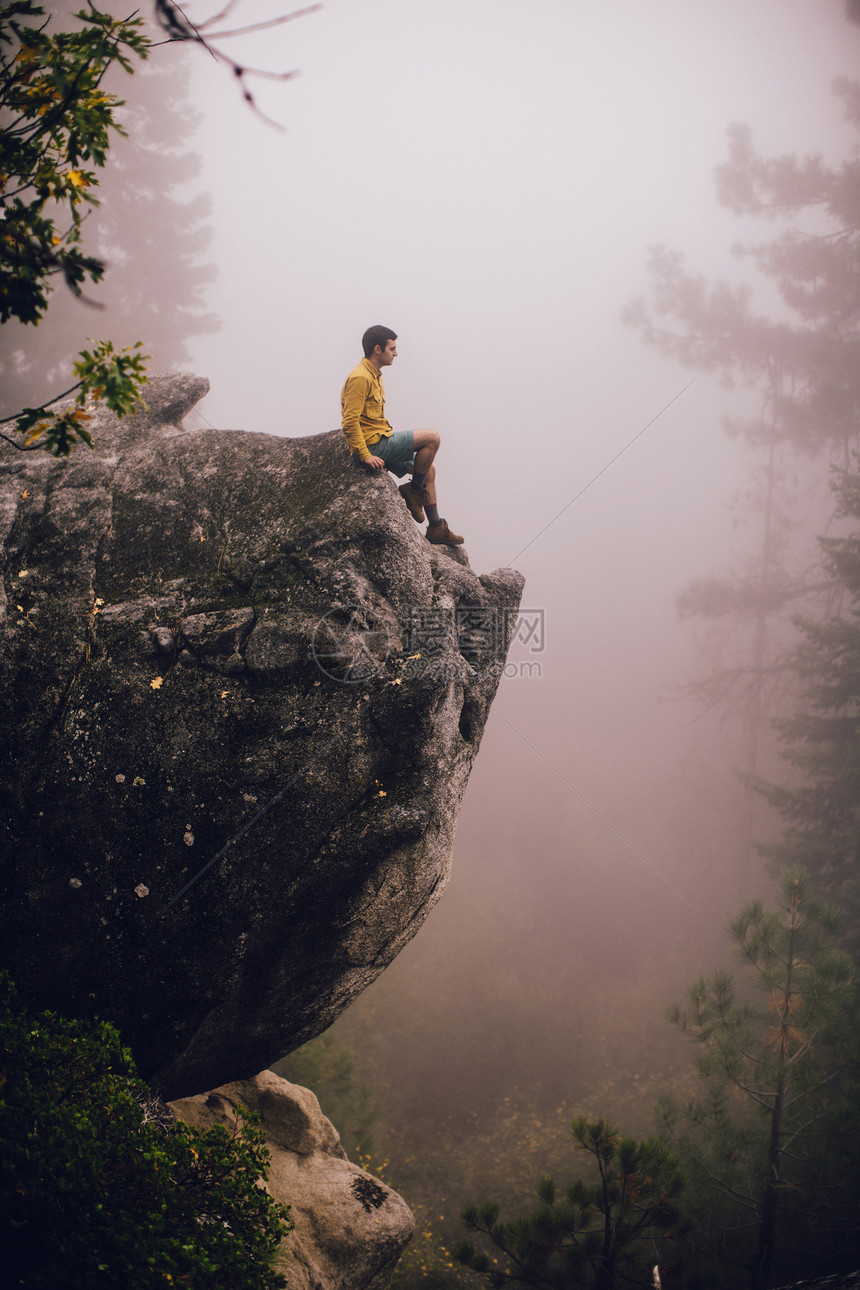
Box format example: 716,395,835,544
0,976,292,1288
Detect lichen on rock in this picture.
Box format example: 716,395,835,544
0,374,524,1099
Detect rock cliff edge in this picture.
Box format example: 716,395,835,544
0,374,524,1099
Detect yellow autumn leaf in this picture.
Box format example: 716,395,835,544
24,421,49,446
67,170,87,189
150,677,163,690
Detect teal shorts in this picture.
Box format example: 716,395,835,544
364,430,415,478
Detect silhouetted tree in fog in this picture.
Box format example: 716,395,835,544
626,80,860,848
659,870,859,1289
750,460,860,956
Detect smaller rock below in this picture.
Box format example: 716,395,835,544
170,1071,414,1290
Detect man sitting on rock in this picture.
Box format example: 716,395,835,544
341,324,464,547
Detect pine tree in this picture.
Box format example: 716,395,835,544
626,78,860,832
455,1116,684,1289
659,871,858,1289
752,461,860,953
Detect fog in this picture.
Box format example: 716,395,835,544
11,0,860,1251
170,0,860,1137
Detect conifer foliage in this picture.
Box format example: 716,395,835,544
455,1116,684,1288
628,78,860,460
660,871,858,1289
752,463,860,952
626,80,860,808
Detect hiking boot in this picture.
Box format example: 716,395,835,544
426,519,464,546
399,480,426,523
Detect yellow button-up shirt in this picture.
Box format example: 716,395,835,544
341,357,393,461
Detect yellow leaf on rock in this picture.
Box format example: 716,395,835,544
150,677,163,690
24,421,49,446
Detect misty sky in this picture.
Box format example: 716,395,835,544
3,0,857,1145
6,0,848,1113
178,0,860,957
3,0,860,1182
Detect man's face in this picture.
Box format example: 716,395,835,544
376,339,397,366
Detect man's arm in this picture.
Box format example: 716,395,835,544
341,372,373,461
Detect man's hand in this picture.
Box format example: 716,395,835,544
365,455,385,471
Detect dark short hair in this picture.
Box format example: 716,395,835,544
362,325,397,358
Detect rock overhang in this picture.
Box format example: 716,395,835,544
0,374,524,1098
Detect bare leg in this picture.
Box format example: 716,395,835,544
400,428,462,543
412,428,439,472
422,463,437,505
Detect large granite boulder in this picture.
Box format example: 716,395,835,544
0,374,524,1098
171,1070,413,1290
